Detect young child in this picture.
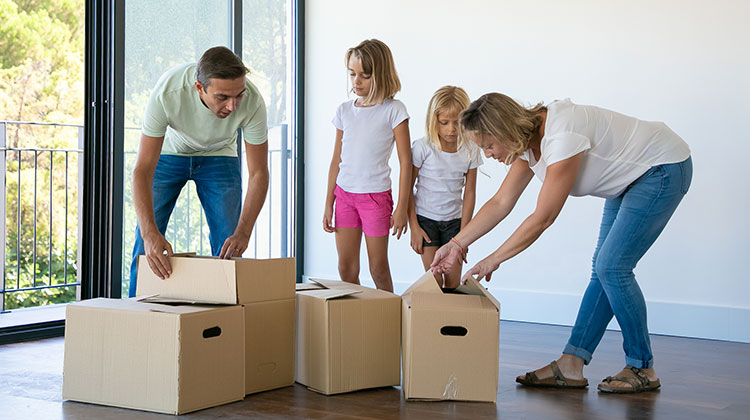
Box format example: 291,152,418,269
409,86,482,288
322,39,411,292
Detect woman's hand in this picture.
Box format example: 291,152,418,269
430,241,463,274
391,206,408,239
461,256,501,284
410,226,432,254
323,206,335,233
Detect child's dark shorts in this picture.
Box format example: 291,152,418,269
416,215,461,247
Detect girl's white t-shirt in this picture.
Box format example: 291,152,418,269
412,137,484,221
520,98,691,198
333,99,410,193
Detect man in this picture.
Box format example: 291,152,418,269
129,46,269,297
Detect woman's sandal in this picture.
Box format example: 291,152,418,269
515,360,589,389
597,366,661,394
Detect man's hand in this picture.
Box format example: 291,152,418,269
219,232,251,259
143,231,174,279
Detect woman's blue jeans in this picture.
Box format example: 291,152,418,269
563,157,692,369
128,155,242,297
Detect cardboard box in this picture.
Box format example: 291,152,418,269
244,298,295,394
295,279,401,394
401,272,501,402
135,255,295,304
63,298,245,414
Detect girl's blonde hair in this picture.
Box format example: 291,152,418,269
459,93,546,164
345,39,401,105
425,86,471,151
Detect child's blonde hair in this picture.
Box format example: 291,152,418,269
459,93,546,164
345,39,401,105
425,86,470,151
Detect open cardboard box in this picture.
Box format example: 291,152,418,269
401,272,501,402
136,254,297,396
136,253,295,305
63,298,245,414
295,279,401,395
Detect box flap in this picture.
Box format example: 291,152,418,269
401,271,442,297
296,279,362,300
69,297,223,315
295,283,323,291
136,256,238,304
137,295,208,305
235,257,296,303
456,278,501,311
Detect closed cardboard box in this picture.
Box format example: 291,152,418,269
295,279,401,395
136,254,295,304
63,298,245,414
402,272,501,402
244,298,295,394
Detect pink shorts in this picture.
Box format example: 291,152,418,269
334,185,393,237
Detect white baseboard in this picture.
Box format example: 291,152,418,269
390,281,750,343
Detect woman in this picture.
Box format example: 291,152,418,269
431,93,692,393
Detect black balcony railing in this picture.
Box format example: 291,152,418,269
1,121,84,312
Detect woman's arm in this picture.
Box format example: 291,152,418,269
460,167,479,230
431,158,534,273
391,120,412,239
454,158,534,246
456,167,479,256
463,152,584,282
323,129,344,233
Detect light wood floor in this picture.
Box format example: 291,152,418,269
1,320,748,419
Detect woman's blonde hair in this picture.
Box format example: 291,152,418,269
345,39,401,105
459,93,546,164
425,86,470,151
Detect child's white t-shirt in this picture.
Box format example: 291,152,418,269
332,99,409,193
412,137,484,221
520,98,691,198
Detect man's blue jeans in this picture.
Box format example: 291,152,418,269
563,157,693,369
128,155,242,297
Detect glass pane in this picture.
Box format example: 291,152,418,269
1,0,85,311
121,1,231,295
243,0,294,259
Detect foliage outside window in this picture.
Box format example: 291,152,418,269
1,0,84,309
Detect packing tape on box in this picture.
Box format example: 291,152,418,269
442,374,459,400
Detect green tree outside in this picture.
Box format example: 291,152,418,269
1,0,84,310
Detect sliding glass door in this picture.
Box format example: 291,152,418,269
120,0,295,294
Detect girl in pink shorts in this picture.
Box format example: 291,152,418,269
322,39,412,292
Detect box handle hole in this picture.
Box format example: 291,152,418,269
440,326,467,336
202,326,222,338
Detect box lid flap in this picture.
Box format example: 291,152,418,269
68,297,219,314
296,283,322,291
136,255,238,304
136,294,196,304
296,279,363,300
456,278,501,311
401,271,442,297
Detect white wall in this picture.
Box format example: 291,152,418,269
303,0,750,342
